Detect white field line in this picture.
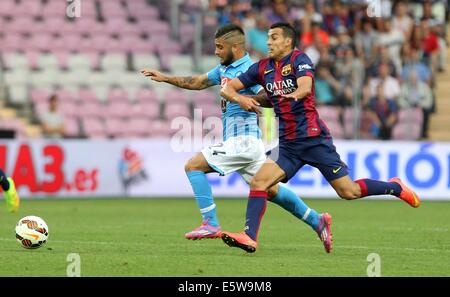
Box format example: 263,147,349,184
1,237,449,254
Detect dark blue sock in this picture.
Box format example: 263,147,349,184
244,190,268,241
355,179,401,197
0,169,9,191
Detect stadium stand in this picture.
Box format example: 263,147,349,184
0,0,448,141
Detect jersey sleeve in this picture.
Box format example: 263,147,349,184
250,84,264,95
237,62,261,89
206,65,221,85
293,53,315,78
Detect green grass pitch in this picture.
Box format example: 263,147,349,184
1,198,449,276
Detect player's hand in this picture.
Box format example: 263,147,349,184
140,69,167,82
280,93,299,101
237,96,261,116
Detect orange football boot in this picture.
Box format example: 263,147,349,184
221,231,257,253
389,177,421,208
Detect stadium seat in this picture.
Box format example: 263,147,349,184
2,53,28,69
128,117,153,137
59,102,79,118
166,54,195,75
317,106,340,123
41,1,68,18
0,0,16,17
162,89,190,104
37,53,60,70
64,117,81,138
323,120,344,139
136,88,160,104
82,117,107,138
107,88,129,103
30,69,61,88
101,54,127,71
200,103,222,119
150,120,174,137
79,102,107,119
130,103,161,119
105,118,127,138
54,88,74,101
30,89,51,105
343,107,356,139
78,88,99,103
8,85,28,105
107,102,132,119
200,55,219,73
28,33,54,52
191,90,219,108
67,54,95,70
392,122,422,140
120,36,155,54
398,108,424,125
164,103,191,119
5,17,36,35
1,34,24,52
132,54,161,71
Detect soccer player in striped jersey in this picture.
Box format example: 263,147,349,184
142,24,332,252
220,22,420,253
0,168,20,212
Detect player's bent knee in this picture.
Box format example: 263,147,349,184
184,159,200,173
249,178,269,191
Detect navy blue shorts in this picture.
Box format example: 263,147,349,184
267,135,348,183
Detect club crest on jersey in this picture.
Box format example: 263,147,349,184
281,64,292,76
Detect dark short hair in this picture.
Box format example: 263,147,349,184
214,24,245,38
270,22,297,49
214,23,245,39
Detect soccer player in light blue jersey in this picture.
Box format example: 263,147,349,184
141,24,330,251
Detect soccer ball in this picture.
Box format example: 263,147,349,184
15,216,49,249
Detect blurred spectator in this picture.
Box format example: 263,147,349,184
420,19,440,78
378,18,406,76
41,95,65,139
330,26,352,63
265,0,291,24
296,0,323,34
216,0,247,26
334,46,365,93
366,46,398,78
300,18,329,49
369,63,401,100
337,85,354,108
354,18,379,61
246,15,269,59
323,1,352,35
315,64,341,106
392,1,414,40
401,48,432,85
399,70,433,138
366,84,399,140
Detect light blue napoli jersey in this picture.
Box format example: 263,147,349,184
207,53,263,141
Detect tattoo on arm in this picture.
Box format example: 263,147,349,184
168,75,214,90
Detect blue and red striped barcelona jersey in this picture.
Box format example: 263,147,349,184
238,50,328,141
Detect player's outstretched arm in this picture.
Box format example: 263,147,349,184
141,69,214,90
220,78,261,115
280,76,313,101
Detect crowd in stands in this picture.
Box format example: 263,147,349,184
0,0,448,141
181,0,448,140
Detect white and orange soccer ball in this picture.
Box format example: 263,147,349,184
15,216,49,249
